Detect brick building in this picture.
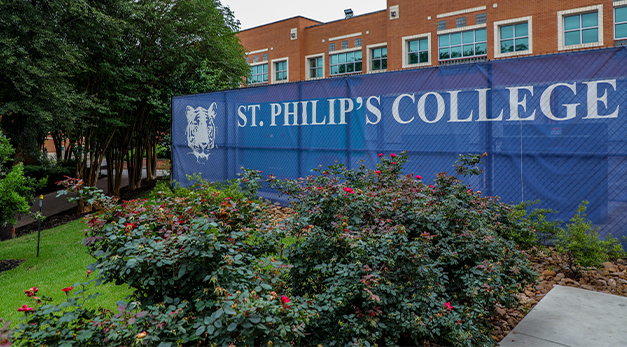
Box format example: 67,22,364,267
237,0,627,85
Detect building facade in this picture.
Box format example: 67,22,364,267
237,0,627,85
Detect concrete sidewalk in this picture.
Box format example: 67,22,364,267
15,170,165,229
499,285,627,347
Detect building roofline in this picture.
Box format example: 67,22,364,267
238,16,322,32
305,9,386,29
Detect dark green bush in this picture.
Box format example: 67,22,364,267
14,174,314,346
269,152,536,347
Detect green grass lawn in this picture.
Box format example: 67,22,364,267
0,219,132,329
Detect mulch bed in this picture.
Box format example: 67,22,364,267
0,259,25,275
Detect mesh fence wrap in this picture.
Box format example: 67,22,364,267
172,47,627,246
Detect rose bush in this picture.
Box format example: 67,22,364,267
269,152,536,347
12,172,314,346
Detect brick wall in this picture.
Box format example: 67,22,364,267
238,0,623,84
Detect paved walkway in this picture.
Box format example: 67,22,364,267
499,285,627,347
15,170,166,229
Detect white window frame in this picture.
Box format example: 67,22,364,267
328,47,363,76
366,42,387,73
557,5,603,51
402,33,431,68
247,61,268,85
305,53,325,80
271,57,289,84
494,16,533,58
437,24,487,61
614,1,627,40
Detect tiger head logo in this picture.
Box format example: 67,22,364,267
186,104,217,163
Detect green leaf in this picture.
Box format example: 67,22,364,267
195,326,205,336
227,322,237,332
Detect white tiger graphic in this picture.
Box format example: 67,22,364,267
186,104,217,163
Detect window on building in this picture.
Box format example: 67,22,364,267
247,64,267,84
330,50,362,75
275,60,287,82
437,20,447,31
309,56,323,78
408,38,429,64
329,43,336,51
438,28,487,60
456,17,466,28
564,12,599,46
500,22,529,53
355,38,362,47
371,47,387,71
341,40,349,49
615,6,627,40
476,13,487,25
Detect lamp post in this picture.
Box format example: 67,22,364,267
36,194,42,257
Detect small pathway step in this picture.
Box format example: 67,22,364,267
499,285,627,347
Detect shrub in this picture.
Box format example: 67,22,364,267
555,201,625,278
0,130,46,233
269,152,536,347
14,174,314,346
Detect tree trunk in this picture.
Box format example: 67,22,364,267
106,150,113,196
145,140,157,181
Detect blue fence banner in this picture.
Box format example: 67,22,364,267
172,47,627,247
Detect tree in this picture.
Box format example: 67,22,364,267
0,0,92,159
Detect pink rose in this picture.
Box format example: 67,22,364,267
62,285,74,293
374,170,381,174
378,153,383,157
392,162,396,165
390,153,396,158
445,302,453,311
416,175,422,179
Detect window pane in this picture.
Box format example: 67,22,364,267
582,28,598,43
475,28,487,42
581,12,597,28
439,48,449,59
463,44,474,56
463,31,474,44
347,53,354,62
515,23,528,37
339,54,345,63
501,25,514,39
263,73,267,82
515,37,528,51
451,46,462,58
439,35,449,47
373,60,380,70
355,51,362,61
419,38,428,50
382,47,387,58
475,42,487,55
409,40,418,52
347,63,354,73
263,64,267,73
331,65,338,75
382,59,387,69
501,39,514,53
330,55,337,64
409,52,418,64
373,49,380,59
316,57,322,66
616,23,627,39
339,65,345,74
564,15,580,30
616,7,627,22
564,31,580,45
451,32,462,45
419,51,428,63
355,62,362,72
